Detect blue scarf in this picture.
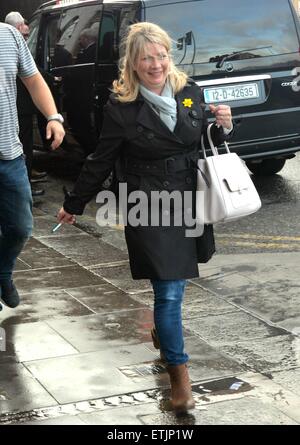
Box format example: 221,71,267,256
139,82,177,132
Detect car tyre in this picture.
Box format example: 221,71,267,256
246,158,286,176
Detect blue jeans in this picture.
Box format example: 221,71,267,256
151,279,188,366
0,155,33,281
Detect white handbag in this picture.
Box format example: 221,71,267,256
196,124,261,225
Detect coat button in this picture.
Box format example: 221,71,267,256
147,132,154,139
137,125,143,133
186,177,192,184
191,120,198,127
163,181,170,187
190,110,198,117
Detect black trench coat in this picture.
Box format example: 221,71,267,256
64,80,233,280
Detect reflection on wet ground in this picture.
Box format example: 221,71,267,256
0,375,253,425
0,155,300,425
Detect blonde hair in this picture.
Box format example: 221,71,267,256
112,22,188,102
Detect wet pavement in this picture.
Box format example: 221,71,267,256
0,167,300,426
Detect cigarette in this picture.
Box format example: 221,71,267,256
52,222,63,233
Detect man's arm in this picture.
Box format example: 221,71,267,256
21,71,65,149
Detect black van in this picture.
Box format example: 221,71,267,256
28,0,300,176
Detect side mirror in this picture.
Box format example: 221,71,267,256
177,37,184,50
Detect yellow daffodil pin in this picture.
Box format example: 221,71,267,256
182,98,193,108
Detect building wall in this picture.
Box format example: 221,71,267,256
0,0,46,22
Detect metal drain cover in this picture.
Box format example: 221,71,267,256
119,362,166,378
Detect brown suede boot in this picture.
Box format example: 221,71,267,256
150,326,165,362
167,364,195,414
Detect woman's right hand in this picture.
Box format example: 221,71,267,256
57,207,76,224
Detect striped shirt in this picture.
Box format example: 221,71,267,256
0,23,38,160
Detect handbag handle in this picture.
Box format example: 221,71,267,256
201,123,231,158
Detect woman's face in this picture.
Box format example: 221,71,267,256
134,42,170,94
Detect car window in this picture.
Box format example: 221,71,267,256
146,0,299,65
98,12,118,62
46,4,102,69
27,15,41,59
98,5,139,63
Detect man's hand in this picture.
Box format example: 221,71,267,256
21,72,65,149
209,104,232,130
57,207,76,224
46,121,65,150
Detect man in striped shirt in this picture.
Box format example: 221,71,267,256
0,22,65,310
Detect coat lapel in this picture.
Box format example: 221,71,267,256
174,89,187,136
174,85,204,145
135,85,203,146
136,96,183,144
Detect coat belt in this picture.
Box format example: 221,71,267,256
123,152,199,176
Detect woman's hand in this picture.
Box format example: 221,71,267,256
209,104,232,130
57,207,76,224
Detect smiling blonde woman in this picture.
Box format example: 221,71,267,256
58,21,234,414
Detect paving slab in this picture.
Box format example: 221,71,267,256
91,264,152,294
0,289,93,325
46,308,154,353
197,252,300,282
271,368,300,398
225,283,300,334
14,258,31,271
0,363,57,415
236,371,300,424
140,396,297,425
0,388,166,425
179,336,244,381
221,334,300,373
65,283,147,314
0,321,78,362
13,265,103,294
78,403,159,425
182,284,240,319
18,238,75,269
100,227,128,252
191,272,258,297
24,345,161,404
249,265,300,285
187,311,287,347
39,234,128,267
129,283,240,319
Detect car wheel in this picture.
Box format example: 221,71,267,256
246,158,286,176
